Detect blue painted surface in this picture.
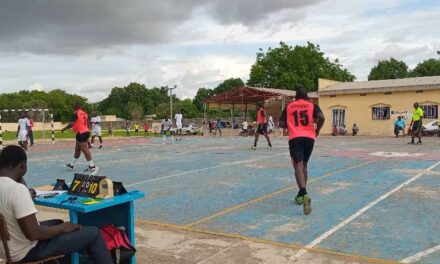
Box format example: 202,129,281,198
321,173,440,261
27,136,440,262
193,160,436,245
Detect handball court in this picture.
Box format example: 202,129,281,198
27,135,440,264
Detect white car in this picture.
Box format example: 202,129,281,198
172,123,199,135
422,120,439,131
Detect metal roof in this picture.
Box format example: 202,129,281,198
319,76,440,95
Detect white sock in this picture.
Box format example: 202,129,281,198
72,158,78,165
163,135,166,142
171,135,174,142
90,143,94,147
88,160,95,167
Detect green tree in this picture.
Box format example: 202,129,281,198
193,88,214,111
213,78,244,94
179,99,200,118
368,57,408,80
247,42,355,91
126,101,144,121
409,58,440,77
97,83,170,119
0,89,90,122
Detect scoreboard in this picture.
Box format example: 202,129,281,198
68,173,106,197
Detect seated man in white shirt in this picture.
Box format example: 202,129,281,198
0,145,112,263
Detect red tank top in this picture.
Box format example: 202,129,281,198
257,108,266,124
72,109,89,134
286,99,316,140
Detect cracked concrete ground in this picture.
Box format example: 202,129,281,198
35,207,392,264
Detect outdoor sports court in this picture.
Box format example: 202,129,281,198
26,135,440,263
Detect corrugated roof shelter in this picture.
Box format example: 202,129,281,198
204,86,318,110
319,76,440,95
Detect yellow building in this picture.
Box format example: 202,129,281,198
318,76,440,135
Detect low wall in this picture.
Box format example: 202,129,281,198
0,122,65,132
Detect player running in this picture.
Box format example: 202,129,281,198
17,114,30,151
162,116,174,144
175,111,183,141
250,102,272,150
90,112,103,149
61,102,97,173
408,102,424,145
279,88,325,215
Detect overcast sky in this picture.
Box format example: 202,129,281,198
0,0,439,102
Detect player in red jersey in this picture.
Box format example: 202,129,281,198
250,102,273,150
279,88,325,215
61,102,97,173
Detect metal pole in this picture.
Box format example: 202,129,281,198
169,85,177,119
50,113,55,144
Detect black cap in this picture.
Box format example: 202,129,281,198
295,87,308,100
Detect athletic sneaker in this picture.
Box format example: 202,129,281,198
267,146,272,150
99,145,103,149
295,195,304,205
65,164,74,170
303,194,312,215
84,166,97,173
250,145,256,150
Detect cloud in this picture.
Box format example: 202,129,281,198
205,0,322,25
28,83,44,91
0,0,204,55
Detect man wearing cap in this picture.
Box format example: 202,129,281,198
279,88,325,215
250,101,272,150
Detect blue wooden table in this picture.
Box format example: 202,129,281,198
35,191,144,264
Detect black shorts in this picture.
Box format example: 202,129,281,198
412,121,422,133
257,124,267,135
76,132,90,143
289,137,315,163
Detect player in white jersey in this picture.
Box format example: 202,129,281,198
90,112,103,149
17,114,30,150
175,111,183,141
162,116,174,144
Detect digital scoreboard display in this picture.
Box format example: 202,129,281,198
68,173,106,197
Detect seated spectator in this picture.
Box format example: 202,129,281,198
0,145,112,264
332,125,338,136
352,124,359,136
394,116,406,138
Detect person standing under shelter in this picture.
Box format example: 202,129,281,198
279,88,325,215
409,103,423,145
17,114,30,151
0,145,112,264
394,116,405,138
61,101,96,173
268,115,275,135
250,102,272,150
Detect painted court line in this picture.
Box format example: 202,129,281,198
291,160,440,261
137,219,401,264
401,244,440,263
126,153,288,187
185,160,375,228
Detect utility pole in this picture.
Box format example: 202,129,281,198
168,85,177,119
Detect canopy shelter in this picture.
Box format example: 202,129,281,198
203,86,318,111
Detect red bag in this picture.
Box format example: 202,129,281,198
101,225,136,264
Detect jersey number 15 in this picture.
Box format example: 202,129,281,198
293,110,309,126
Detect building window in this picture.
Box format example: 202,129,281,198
421,105,438,119
332,109,345,128
372,107,390,120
